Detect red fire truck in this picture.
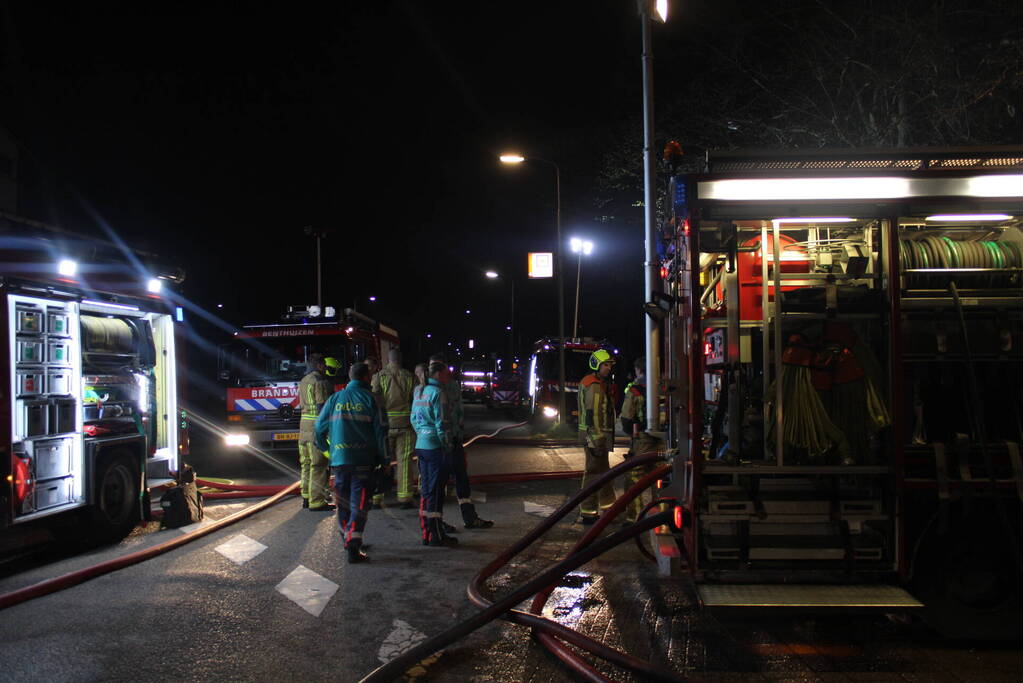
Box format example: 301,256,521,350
658,147,1023,634
527,337,617,427
218,307,399,451
1,213,187,541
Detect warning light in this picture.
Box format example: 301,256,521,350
704,342,712,356
683,218,691,236
656,479,664,489
660,265,669,280
673,505,685,530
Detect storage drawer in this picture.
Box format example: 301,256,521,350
17,370,44,396
16,399,48,439
50,398,77,434
16,307,43,333
47,341,71,365
33,475,75,510
47,369,72,396
33,438,73,479
17,340,43,364
47,311,70,337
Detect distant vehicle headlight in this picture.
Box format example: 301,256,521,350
542,406,559,419
224,433,250,447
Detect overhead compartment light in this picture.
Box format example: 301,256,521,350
925,214,1012,222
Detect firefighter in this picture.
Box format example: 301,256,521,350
315,362,388,563
430,353,493,529
371,348,417,509
577,349,617,524
298,353,335,512
411,361,458,547
620,356,662,523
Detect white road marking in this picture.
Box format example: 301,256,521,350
215,534,267,565
177,518,216,534
378,619,428,664
275,565,339,617
523,501,557,517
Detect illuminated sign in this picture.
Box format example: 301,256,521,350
528,252,553,279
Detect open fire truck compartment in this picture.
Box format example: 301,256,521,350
660,147,1023,623
1,214,185,540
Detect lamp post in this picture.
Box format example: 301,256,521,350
638,0,668,433
569,237,593,339
500,153,566,423
485,270,516,358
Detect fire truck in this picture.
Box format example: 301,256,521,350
218,307,399,451
1,213,187,541
658,147,1023,633
527,337,617,427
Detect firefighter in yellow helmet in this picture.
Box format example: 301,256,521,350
371,347,418,508
298,353,337,511
577,349,617,523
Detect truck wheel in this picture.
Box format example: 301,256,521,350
90,452,140,542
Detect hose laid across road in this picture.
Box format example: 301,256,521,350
0,482,300,611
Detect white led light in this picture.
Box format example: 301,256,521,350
147,278,163,294
965,175,1023,198
58,259,77,276
542,406,559,418
224,434,250,447
500,154,525,164
925,214,1012,222
773,217,856,224
703,177,912,201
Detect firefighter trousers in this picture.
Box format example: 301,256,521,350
580,433,616,518
299,438,331,508
390,427,416,502
624,433,663,522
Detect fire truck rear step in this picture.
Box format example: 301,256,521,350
697,584,922,609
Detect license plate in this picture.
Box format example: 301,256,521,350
272,432,299,441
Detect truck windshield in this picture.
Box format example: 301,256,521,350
219,338,347,383
536,349,595,383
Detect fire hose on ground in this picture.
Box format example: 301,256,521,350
360,451,687,683
0,419,585,610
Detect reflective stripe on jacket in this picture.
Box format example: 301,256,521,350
314,379,387,467
299,370,332,419
578,373,615,435
371,362,415,428
411,379,451,450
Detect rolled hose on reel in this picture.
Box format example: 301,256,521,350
899,235,1022,288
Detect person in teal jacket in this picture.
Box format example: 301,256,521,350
315,362,387,563
410,361,458,547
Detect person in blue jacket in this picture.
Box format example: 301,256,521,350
315,362,388,563
410,361,458,547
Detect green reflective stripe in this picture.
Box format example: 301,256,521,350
301,414,317,420
387,411,411,416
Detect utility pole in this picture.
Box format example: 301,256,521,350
304,226,333,308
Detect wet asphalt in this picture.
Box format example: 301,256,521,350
0,406,1021,681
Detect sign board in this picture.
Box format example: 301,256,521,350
528,252,553,279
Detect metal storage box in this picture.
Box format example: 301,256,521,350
33,439,73,479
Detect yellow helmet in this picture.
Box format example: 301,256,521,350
588,349,615,371
324,357,342,377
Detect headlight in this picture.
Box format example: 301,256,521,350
542,406,559,419
224,434,250,447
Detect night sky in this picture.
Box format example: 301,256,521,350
1,2,676,382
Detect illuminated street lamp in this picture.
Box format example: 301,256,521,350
500,152,566,422
484,270,516,358
570,237,594,339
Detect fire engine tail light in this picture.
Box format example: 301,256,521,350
672,504,685,530
11,454,31,507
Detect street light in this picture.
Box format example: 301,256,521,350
499,151,567,423
569,237,594,339
484,270,516,358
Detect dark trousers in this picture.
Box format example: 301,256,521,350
416,447,449,543
447,442,480,524
332,464,373,549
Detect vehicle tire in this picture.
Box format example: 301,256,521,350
912,509,1023,639
90,451,141,542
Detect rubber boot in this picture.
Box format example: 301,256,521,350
427,519,458,547
460,502,493,529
